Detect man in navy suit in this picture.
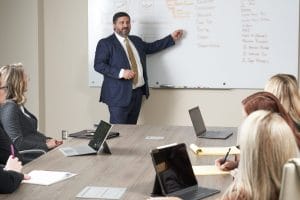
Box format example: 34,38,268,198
94,12,183,124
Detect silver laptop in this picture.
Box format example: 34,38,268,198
59,120,112,156
188,106,233,139
150,143,220,200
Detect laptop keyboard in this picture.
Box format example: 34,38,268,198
75,146,95,154
60,146,96,156
60,147,77,156
199,130,233,139
178,187,219,200
179,190,204,200
206,130,220,134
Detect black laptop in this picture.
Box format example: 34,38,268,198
68,129,95,139
69,129,120,140
59,120,112,156
188,106,233,139
150,143,220,200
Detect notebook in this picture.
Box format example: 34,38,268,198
192,166,230,176
188,106,233,139
189,144,240,156
59,120,112,156
150,143,220,200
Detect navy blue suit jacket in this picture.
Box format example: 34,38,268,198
94,33,175,107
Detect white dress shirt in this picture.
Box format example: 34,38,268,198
115,32,145,89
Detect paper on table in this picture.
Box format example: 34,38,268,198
189,144,240,156
22,170,77,185
192,165,230,175
76,186,126,199
145,136,165,140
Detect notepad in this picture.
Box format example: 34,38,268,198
22,170,77,185
192,165,230,175
190,144,240,156
145,136,164,140
76,186,126,199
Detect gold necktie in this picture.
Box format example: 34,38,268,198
124,37,138,84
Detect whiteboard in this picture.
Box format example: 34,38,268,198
88,0,299,89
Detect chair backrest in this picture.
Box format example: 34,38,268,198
279,158,300,200
19,149,47,164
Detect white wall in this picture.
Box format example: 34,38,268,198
42,0,258,138
1,0,297,139
0,0,42,125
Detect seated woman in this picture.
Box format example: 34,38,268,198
0,129,21,165
0,73,21,165
0,155,30,193
215,91,300,171
242,91,300,146
0,63,62,152
220,110,298,200
264,73,300,130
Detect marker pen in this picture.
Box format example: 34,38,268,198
10,144,15,158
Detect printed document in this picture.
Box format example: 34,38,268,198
22,170,77,185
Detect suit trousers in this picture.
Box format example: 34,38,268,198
108,87,143,124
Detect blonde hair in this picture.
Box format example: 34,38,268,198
264,74,300,125
222,110,299,200
0,63,27,105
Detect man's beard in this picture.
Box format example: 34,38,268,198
116,28,130,37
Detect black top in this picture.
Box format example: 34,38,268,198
0,125,22,165
0,167,24,194
0,100,48,151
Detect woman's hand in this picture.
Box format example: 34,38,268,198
4,156,31,180
46,139,57,149
4,155,22,172
215,157,239,171
46,138,63,149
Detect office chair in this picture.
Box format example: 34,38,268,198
19,149,46,164
279,158,300,200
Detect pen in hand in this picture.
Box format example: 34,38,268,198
220,148,231,165
10,144,15,158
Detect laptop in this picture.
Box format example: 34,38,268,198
188,106,233,139
69,129,120,140
59,120,112,156
68,129,95,139
150,143,220,200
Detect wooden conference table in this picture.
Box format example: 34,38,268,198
0,125,237,200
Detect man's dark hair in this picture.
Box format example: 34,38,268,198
113,12,130,24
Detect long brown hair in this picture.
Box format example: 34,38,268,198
242,91,300,147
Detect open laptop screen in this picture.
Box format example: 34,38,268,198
189,106,206,136
88,120,112,151
151,143,197,195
